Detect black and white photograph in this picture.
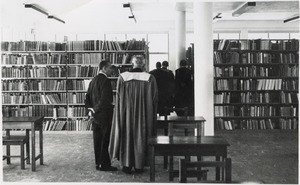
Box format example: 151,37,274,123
0,0,299,184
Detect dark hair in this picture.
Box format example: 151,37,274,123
99,60,111,70
156,62,161,68
162,61,168,67
180,59,187,67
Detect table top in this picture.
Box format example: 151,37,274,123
3,116,44,123
157,116,206,122
148,136,230,146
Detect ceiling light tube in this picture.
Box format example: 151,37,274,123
48,15,65,24
232,2,256,17
24,3,48,16
284,15,299,23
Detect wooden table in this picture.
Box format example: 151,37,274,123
155,116,206,136
2,117,44,171
148,136,230,182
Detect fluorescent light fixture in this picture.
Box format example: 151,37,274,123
284,15,299,23
24,3,48,16
123,3,136,23
232,2,256,17
48,15,65,24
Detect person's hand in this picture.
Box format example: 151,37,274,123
88,111,93,117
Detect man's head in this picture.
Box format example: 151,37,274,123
180,59,187,67
162,61,168,68
156,62,161,69
132,55,145,71
99,60,113,75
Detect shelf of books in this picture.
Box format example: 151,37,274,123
213,39,299,130
2,39,148,131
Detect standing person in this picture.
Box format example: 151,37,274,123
151,60,175,115
174,59,194,116
85,60,117,171
109,55,158,174
149,61,162,75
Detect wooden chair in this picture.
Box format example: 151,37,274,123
163,106,189,169
168,122,208,181
3,130,30,169
179,158,232,183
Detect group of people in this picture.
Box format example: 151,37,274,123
85,56,193,173
149,60,194,116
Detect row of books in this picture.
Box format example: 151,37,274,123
215,92,298,104
214,66,291,77
280,92,299,104
28,66,67,78
214,52,239,64
240,106,276,117
2,81,27,91
1,41,64,51
28,80,67,91
214,52,297,64
67,93,86,104
2,53,68,65
66,39,147,51
240,119,274,130
280,65,298,77
256,79,282,90
2,67,27,78
214,106,235,117
29,94,67,104
214,39,299,51
215,119,234,130
43,120,67,131
214,92,231,104
2,105,55,117
64,119,92,131
280,106,297,116
241,92,274,103
282,80,298,90
67,66,98,77
67,106,87,117
279,118,298,130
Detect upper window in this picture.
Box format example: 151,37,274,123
148,34,168,52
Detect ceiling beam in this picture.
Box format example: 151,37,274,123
232,2,256,17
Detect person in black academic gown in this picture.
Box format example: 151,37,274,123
174,59,194,116
109,55,158,174
85,60,117,171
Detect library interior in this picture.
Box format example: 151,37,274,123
1,0,299,184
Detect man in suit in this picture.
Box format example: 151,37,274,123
85,60,117,171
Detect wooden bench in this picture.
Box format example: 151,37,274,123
179,158,232,183
3,130,30,170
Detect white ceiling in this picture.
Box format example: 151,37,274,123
0,0,299,34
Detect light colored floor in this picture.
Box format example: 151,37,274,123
2,130,298,183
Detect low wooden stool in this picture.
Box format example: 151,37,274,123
179,158,232,183
3,130,30,169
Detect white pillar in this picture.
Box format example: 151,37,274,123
194,2,214,136
240,29,249,39
175,10,186,68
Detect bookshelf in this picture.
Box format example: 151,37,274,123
213,39,299,130
1,39,149,131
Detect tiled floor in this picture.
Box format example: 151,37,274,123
2,130,298,183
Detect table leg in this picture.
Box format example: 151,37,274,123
6,130,11,164
169,156,174,181
216,156,220,181
150,146,155,182
39,127,43,165
26,130,30,164
31,123,36,172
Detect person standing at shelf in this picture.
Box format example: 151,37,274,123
85,60,117,172
174,59,194,116
150,61,175,115
109,55,158,174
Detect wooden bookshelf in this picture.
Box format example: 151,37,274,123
213,39,299,130
1,39,149,131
